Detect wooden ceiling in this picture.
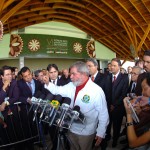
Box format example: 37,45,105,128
1,0,150,60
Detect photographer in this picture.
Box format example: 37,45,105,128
123,98,150,148
123,72,150,148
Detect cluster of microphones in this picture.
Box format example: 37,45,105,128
30,91,85,129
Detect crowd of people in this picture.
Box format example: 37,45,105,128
0,50,150,150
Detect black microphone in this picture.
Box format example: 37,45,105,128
57,97,71,127
68,105,80,128
45,93,54,101
75,105,86,123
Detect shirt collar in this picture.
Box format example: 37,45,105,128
92,71,98,78
113,71,120,78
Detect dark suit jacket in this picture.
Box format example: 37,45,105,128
128,81,133,93
17,79,43,104
59,75,71,86
0,79,19,105
103,73,129,108
93,72,105,89
50,77,69,86
0,79,19,117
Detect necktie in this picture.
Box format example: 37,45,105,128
52,80,55,84
28,82,32,92
91,76,94,81
131,83,136,93
113,76,116,83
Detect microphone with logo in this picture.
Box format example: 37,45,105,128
48,95,62,126
29,91,43,114
31,91,43,104
56,97,71,127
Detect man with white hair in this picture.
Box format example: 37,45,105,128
43,61,109,150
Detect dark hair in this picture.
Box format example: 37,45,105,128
86,58,98,66
0,69,2,76
34,69,42,77
20,66,30,75
145,72,150,86
111,58,121,66
1,65,12,76
11,67,16,72
144,50,150,56
135,59,143,66
47,64,59,71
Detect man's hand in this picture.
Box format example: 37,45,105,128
0,102,6,111
27,98,32,105
43,75,49,85
2,80,10,92
95,136,102,146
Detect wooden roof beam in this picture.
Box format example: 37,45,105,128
1,0,30,23
0,0,5,16
104,36,129,56
44,0,86,8
117,14,135,45
137,24,150,51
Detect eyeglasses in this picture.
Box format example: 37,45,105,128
131,72,139,75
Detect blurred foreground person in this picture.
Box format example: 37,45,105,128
123,72,150,149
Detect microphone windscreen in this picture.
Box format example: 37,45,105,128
45,93,54,101
73,105,80,112
63,97,71,105
34,91,42,98
54,94,62,103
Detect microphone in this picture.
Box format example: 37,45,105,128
57,97,71,127
75,106,86,123
68,105,80,128
39,93,54,120
33,94,46,121
45,93,54,101
48,95,62,126
49,94,62,118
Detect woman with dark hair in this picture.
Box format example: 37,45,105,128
123,73,150,149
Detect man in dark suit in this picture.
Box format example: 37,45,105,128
86,58,104,88
128,66,143,95
47,64,69,150
86,58,107,150
17,66,50,150
0,66,20,147
59,68,71,85
47,64,69,86
136,50,150,96
103,58,129,147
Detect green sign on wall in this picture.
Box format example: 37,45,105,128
9,34,96,58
